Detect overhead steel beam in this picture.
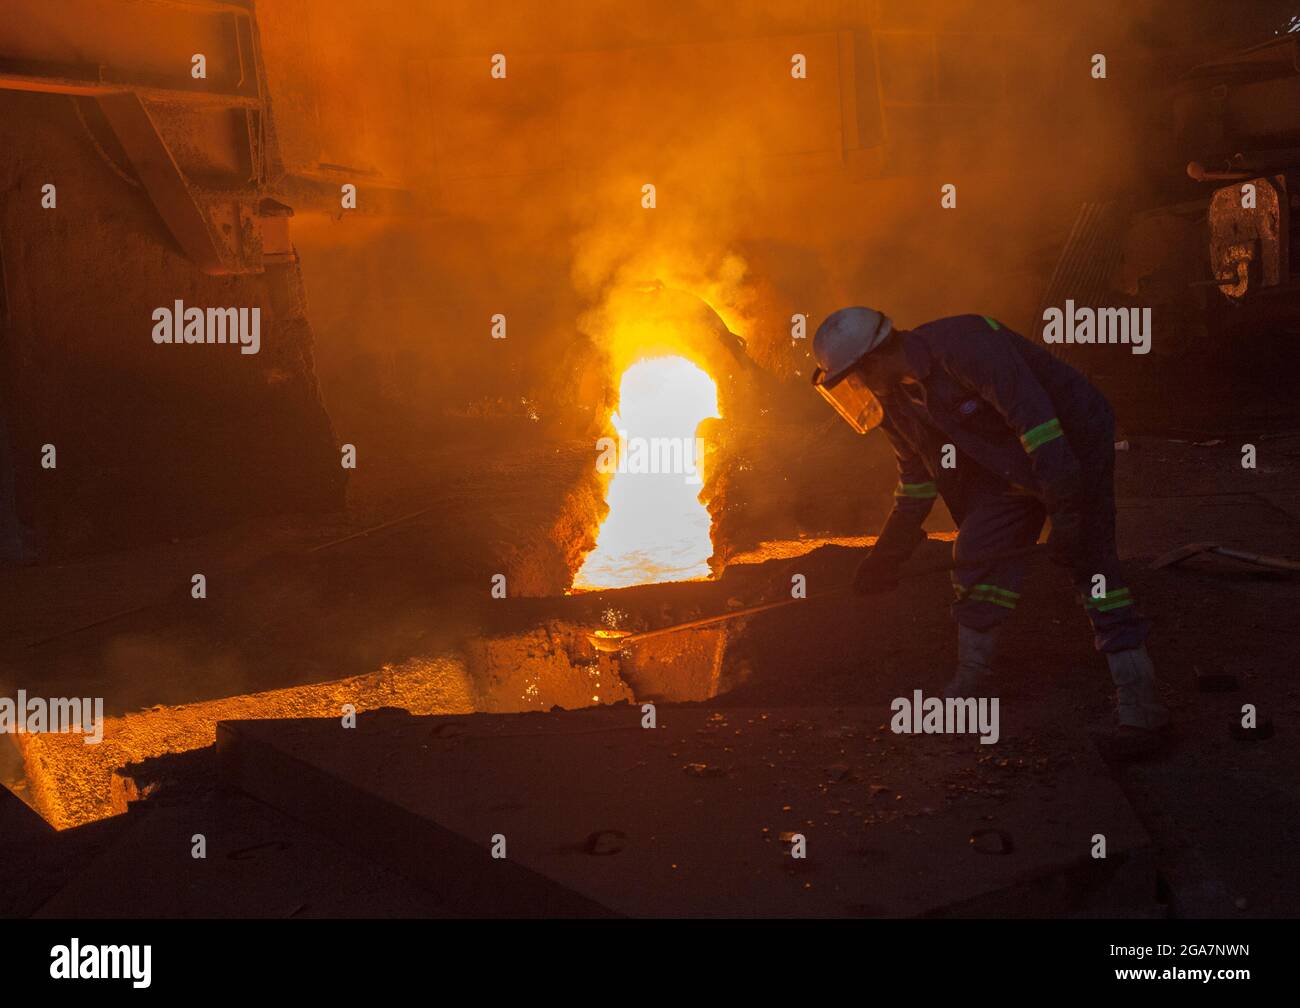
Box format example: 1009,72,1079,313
0,66,262,108
0,0,272,273
95,91,231,274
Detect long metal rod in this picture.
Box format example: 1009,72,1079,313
616,543,1045,646
1209,546,1300,572
306,508,435,553
28,506,439,646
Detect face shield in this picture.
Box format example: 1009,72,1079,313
811,365,884,434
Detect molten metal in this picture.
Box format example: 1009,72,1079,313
575,356,720,589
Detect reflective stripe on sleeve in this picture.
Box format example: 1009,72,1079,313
955,583,1021,609
1020,418,1064,452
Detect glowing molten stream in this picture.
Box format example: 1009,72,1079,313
575,356,719,589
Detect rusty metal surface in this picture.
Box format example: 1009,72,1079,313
0,0,275,273
95,91,233,272
0,0,261,102
1208,175,1288,298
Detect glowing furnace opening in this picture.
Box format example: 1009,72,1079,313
574,356,720,590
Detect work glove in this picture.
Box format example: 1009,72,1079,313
853,547,902,595
1047,510,1086,569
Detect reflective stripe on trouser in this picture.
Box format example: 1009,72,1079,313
950,459,1147,652
950,489,1043,634
1070,448,1147,652
895,481,938,500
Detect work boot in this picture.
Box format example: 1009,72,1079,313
1107,645,1170,730
943,624,999,698
1094,645,1171,760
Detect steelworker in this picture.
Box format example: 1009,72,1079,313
810,308,1169,752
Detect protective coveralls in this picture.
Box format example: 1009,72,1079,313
869,314,1144,652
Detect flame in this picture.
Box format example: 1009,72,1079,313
575,356,720,589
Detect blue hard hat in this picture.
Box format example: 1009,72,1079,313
812,307,894,385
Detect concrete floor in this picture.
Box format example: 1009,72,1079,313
213,705,1157,917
